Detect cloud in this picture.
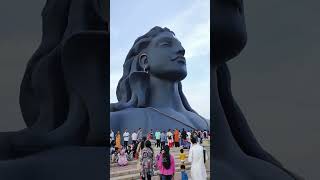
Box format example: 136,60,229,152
110,72,122,103
183,20,210,59
159,0,210,59
183,80,210,119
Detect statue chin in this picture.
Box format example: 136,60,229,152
155,70,187,82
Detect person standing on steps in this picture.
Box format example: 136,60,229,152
115,131,121,149
158,145,175,180
137,128,143,142
132,130,138,145
110,129,115,146
155,129,161,148
181,128,187,147
160,131,167,149
123,128,130,148
140,140,155,180
174,128,180,148
188,137,207,180
167,129,173,148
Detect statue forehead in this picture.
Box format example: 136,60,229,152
149,31,181,46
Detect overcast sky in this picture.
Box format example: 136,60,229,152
110,0,210,119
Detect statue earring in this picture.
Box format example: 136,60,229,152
143,65,148,73
139,53,148,73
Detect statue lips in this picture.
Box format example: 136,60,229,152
171,56,186,65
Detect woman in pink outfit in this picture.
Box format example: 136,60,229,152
157,145,175,180
117,147,128,166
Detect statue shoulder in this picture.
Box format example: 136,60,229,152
110,108,148,122
111,108,145,118
110,108,148,130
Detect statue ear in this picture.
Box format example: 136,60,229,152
138,53,149,71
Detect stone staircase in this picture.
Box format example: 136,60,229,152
110,141,210,180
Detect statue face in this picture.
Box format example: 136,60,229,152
144,31,187,81
213,0,247,63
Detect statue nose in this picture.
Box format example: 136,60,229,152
177,46,185,56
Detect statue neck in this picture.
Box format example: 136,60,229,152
148,75,186,112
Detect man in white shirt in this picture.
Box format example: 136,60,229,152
123,128,130,148
188,137,207,180
187,131,191,142
131,130,138,145
110,129,115,146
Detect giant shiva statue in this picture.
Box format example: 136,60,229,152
110,27,210,131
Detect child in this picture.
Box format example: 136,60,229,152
118,147,128,166
126,145,134,161
180,164,188,180
179,148,187,164
111,147,119,163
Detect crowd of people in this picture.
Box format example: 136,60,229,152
110,128,210,149
110,128,210,180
